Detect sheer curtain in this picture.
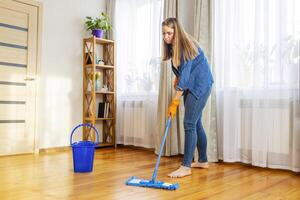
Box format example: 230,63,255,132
115,0,162,148
214,0,300,171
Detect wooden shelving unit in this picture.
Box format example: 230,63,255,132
83,36,116,147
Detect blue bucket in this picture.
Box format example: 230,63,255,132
70,123,99,173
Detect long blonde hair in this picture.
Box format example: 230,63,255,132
162,18,199,67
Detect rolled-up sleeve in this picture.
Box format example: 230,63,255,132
176,60,193,91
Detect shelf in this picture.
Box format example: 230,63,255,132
84,117,114,121
95,91,115,94
86,91,115,95
96,142,114,147
85,36,114,45
85,64,114,69
96,118,114,121
83,36,116,148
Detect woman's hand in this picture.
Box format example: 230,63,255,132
173,77,179,89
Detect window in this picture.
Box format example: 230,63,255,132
115,0,162,97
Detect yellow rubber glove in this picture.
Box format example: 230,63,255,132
167,98,180,118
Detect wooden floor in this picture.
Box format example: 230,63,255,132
0,146,300,200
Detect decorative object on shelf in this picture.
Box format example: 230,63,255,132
95,72,102,91
97,59,105,65
85,12,112,38
100,84,108,92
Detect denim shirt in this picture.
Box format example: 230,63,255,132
172,48,214,99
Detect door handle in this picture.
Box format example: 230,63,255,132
24,77,35,81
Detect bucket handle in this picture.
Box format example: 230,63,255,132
70,123,100,146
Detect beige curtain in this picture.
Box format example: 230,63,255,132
155,0,185,156
193,0,218,162
156,0,218,160
106,0,115,40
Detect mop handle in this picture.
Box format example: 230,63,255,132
151,117,172,182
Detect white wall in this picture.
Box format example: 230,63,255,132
37,0,195,149
38,0,106,148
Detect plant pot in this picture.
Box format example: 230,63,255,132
92,29,104,38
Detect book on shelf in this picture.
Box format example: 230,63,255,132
98,102,110,118
98,102,105,118
105,102,110,118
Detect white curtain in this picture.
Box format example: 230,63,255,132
214,0,300,171
115,0,163,148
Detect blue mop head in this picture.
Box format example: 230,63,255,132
126,176,179,190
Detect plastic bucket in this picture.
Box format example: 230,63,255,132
70,123,99,173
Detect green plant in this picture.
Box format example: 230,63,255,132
85,12,112,32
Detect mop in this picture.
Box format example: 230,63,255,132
126,117,179,190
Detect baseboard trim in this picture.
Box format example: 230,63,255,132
39,146,71,153
116,144,154,152
39,144,154,153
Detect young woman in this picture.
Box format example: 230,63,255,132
162,18,214,178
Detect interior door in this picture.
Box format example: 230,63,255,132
0,0,38,155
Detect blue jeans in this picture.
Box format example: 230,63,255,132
182,88,212,167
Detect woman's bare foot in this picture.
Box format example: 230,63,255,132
191,162,209,169
167,165,191,178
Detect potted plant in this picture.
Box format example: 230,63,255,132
85,12,112,38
